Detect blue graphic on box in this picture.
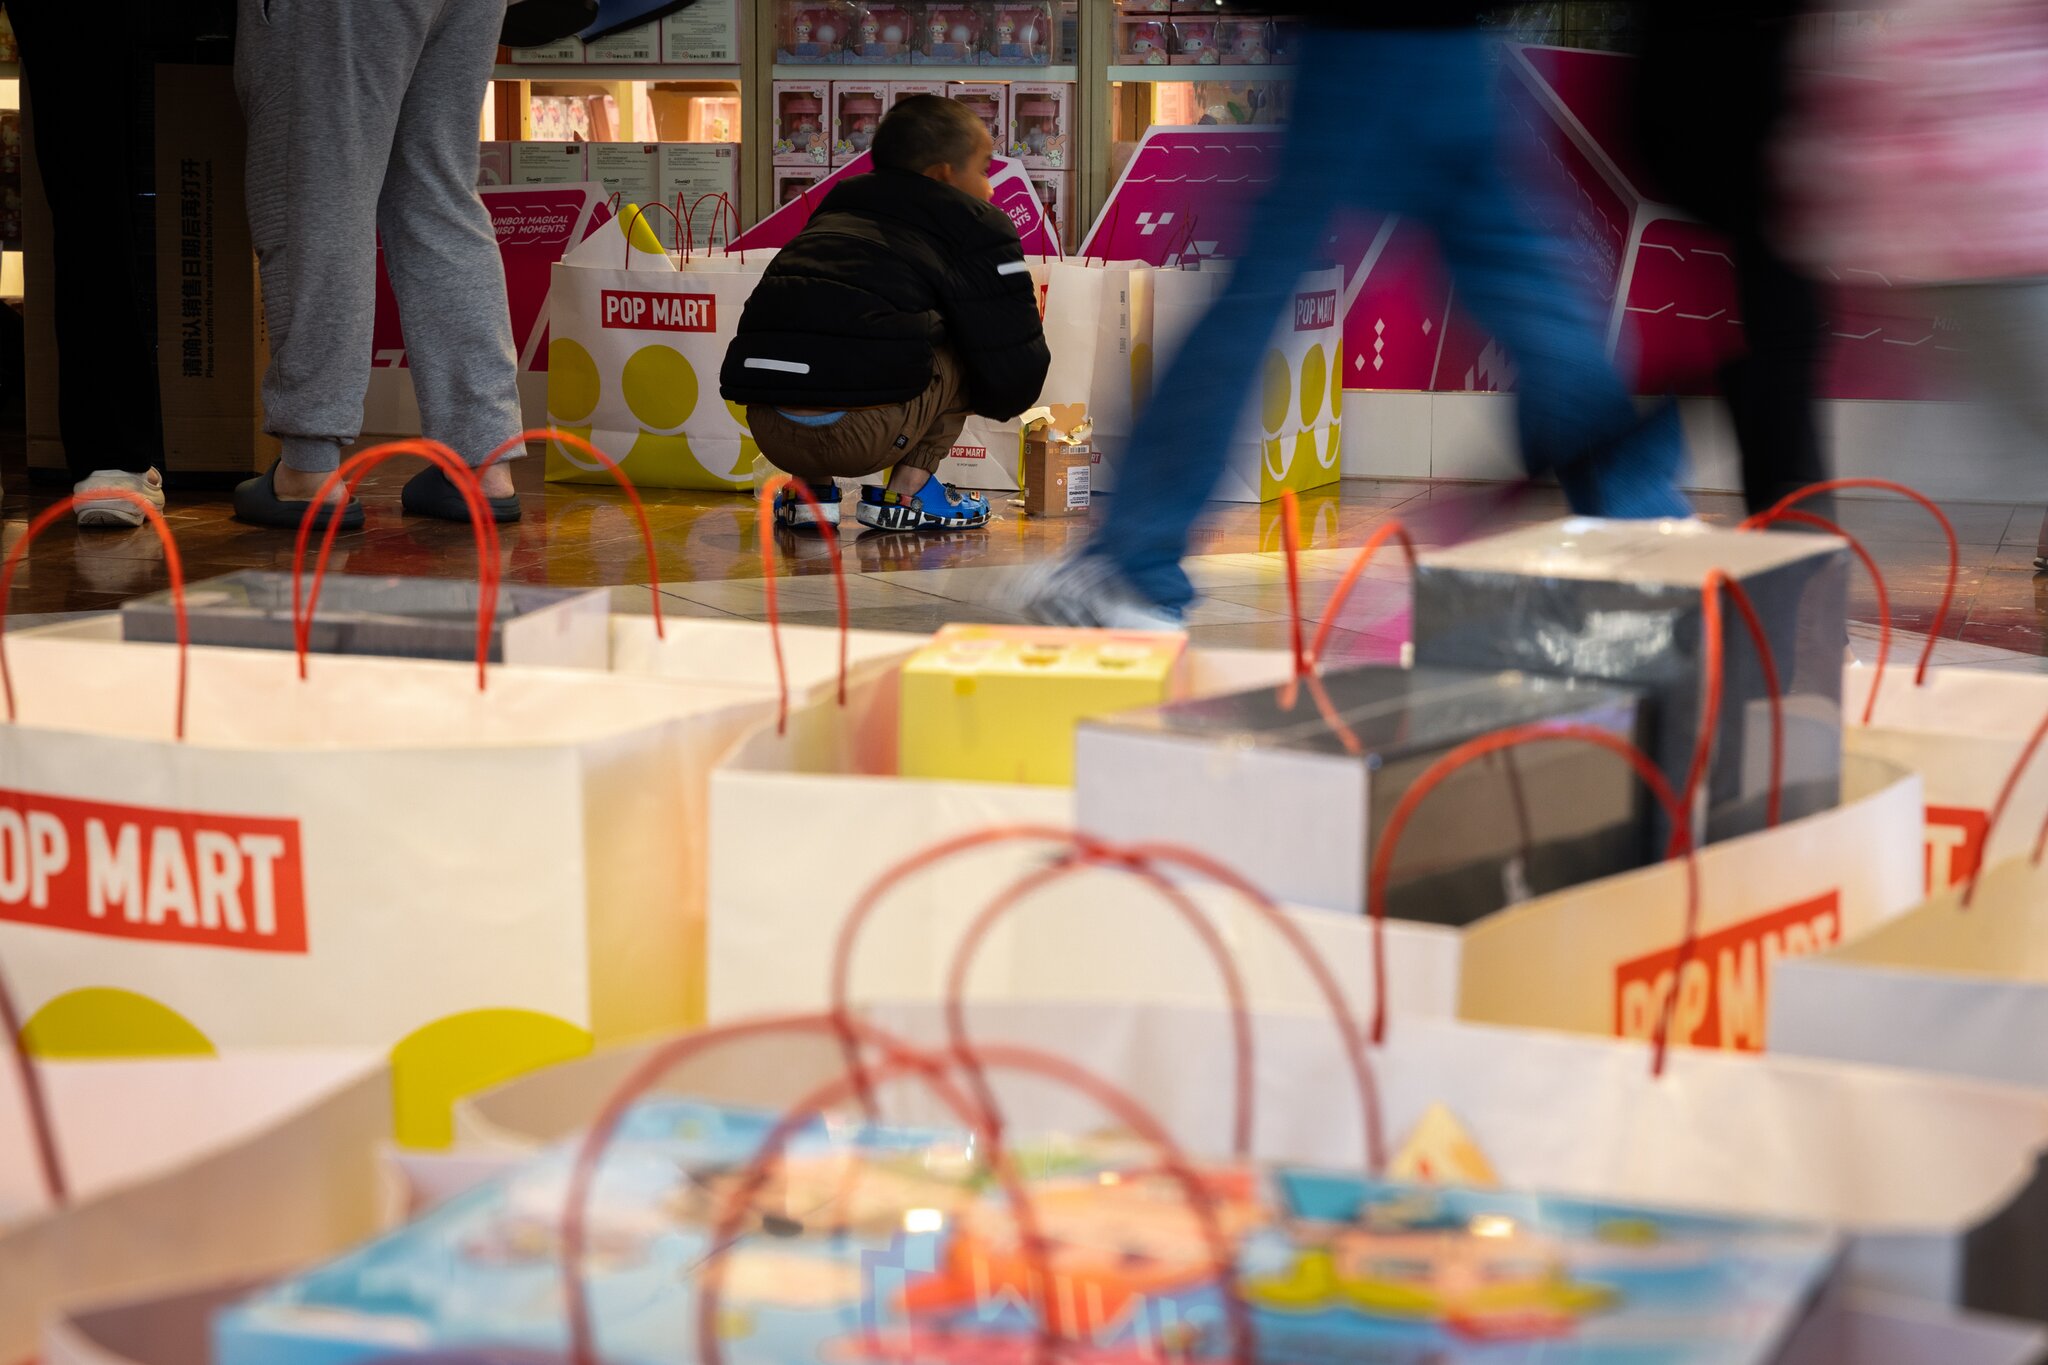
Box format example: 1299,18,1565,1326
214,1100,1836,1365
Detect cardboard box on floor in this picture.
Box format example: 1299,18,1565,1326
25,64,273,483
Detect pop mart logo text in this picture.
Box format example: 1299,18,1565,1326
0,790,307,953
1612,891,1841,1052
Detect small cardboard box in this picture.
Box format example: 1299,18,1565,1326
475,141,512,188
506,36,584,63
945,82,1009,156
900,625,1190,787
511,141,590,185
889,79,948,108
659,143,743,247
833,81,889,164
588,142,660,212
1009,82,1071,169
773,80,832,167
662,0,741,63
1021,433,1091,518
583,19,660,63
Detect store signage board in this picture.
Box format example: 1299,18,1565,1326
1088,51,1950,401
726,151,1060,257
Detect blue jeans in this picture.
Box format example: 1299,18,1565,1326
1086,27,1688,612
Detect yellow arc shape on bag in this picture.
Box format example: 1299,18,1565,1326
616,203,670,258
19,988,215,1058
389,1008,593,1149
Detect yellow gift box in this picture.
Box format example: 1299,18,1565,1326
899,625,1191,786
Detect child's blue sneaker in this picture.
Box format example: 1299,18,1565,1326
855,480,991,533
775,481,842,530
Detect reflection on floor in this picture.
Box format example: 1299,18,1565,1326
5,452,2045,660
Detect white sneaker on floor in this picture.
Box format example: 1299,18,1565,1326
1006,557,1186,632
73,468,165,528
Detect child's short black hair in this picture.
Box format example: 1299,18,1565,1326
873,95,985,176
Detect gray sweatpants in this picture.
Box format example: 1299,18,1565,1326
235,0,522,473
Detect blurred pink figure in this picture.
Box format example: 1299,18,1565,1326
1780,1,2048,564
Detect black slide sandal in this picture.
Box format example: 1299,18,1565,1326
403,466,523,524
232,463,366,532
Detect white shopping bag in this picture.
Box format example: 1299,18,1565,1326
1037,259,1154,493
544,214,766,490
925,256,1057,493
0,630,775,1147
1771,844,2048,1092
1846,661,2048,891
1148,264,1344,503
1456,753,1925,1053
707,644,1375,1023
1775,1291,2047,1365
2,1050,390,1361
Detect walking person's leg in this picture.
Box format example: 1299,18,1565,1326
1723,235,1829,517
232,0,435,528
1037,26,1381,622
380,0,524,522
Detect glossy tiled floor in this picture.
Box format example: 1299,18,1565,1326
5,447,2045,657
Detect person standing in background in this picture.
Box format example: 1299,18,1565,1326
230,0,523,530
1631,0,1832,517
1017,0,1689,631
6,1,167,524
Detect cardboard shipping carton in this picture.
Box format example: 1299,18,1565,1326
26,64,274,482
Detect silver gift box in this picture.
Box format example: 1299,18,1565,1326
120,570,611,669
1412,517,1848,846
1075,664,1650,927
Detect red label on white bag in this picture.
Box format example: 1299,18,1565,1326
949,445,988,461
599,290,717,332
1611,891,1841,1053
0,790,307,954
1925,804,1989,891
1294,290,1338,331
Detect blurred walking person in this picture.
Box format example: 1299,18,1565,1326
1777,0,2048,560
1632,0,1831,516
1018,0,1689,631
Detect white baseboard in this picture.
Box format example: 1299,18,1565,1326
1341,392,2048,502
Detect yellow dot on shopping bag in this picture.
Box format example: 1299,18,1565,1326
1301,343,1328,425
622,344,699,432
1260,349,1292,436
19,988,214,1058
390,1008,592,1150
549,338,602,425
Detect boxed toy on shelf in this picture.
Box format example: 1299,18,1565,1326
772,80,832,166
1171,13,1226,64
947,81,1009,155
846,2,926,62
1222,15,1277,63
984,0,1055,65
777,0,854,62
506,35,583,63
475,141,511,188
662,0,741,62
584,19,660,62
589,142,660,211
890,78,949,107
661,144,742,243
511,141,589,185
1027,169,1072,247
1009,81,1070,168
920,4,983,63
834,81,889,163
1117,14,1172,64
774,165,830,210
